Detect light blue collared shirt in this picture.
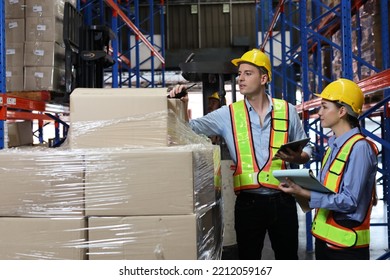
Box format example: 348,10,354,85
189,94,312,194
309,127,378,222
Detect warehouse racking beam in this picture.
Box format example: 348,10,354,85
257,0,390,257
0,93,70,146
295,69,390,113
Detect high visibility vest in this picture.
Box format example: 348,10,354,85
213,146,222,192
312,134,379,248
229,98,289,193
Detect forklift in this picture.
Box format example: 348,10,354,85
63,2,115,103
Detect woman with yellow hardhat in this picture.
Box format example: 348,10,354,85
169,48,312,260
278,78,379,260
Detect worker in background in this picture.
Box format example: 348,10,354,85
207,92,223,145
278,78,378,260
169,49,312,260
207,92,222,113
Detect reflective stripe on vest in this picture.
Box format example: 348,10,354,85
312,134,376,248
213,146,222,190
230,98,288,192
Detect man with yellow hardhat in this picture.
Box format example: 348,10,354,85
169,48,312,260
278,78,378,260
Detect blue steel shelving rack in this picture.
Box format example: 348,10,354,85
256,0,390,258
77,0,166,88
0,1,166,149
0,1,69,149
0,0,5,149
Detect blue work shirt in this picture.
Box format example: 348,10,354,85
189,94,312,195
310,127,378,223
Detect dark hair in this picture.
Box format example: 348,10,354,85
334,102,360,128
258,66,268,77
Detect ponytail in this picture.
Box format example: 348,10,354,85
347,114,360,128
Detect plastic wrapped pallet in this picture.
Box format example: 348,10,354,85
82,145,221,260
0,121,222,259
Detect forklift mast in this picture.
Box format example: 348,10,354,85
63,2,115,102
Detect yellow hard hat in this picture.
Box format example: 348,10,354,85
315,78,364,117
208,92,220,100
231,49,272,81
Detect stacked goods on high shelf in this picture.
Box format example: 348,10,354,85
329,0,383,103
5,0,25,92
5,0,76,94
0,88,223,260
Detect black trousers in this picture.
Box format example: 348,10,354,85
315,238,370,260
234,191,299,260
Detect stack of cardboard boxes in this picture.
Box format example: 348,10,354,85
5,0,26,92
70,88,221,260
5,0,74,93
0,149,86,259
0,88,222,260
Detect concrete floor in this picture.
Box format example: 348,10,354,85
367,199,389,260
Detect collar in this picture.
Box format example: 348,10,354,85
328,127,361,149
244,94,273,113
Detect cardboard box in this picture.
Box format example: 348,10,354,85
6,42,24,67
5,19,25,44
25,0,75,19
69,88,188,148
24,41,65,67
88,209,219,260
84,146,216,216
25,16,63,43
6,66,24,92
24,66,65,92
5,0,25,19
7,120,33,147
0,149,85,216
0,217,87,260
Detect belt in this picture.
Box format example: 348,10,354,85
238,191,286,200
